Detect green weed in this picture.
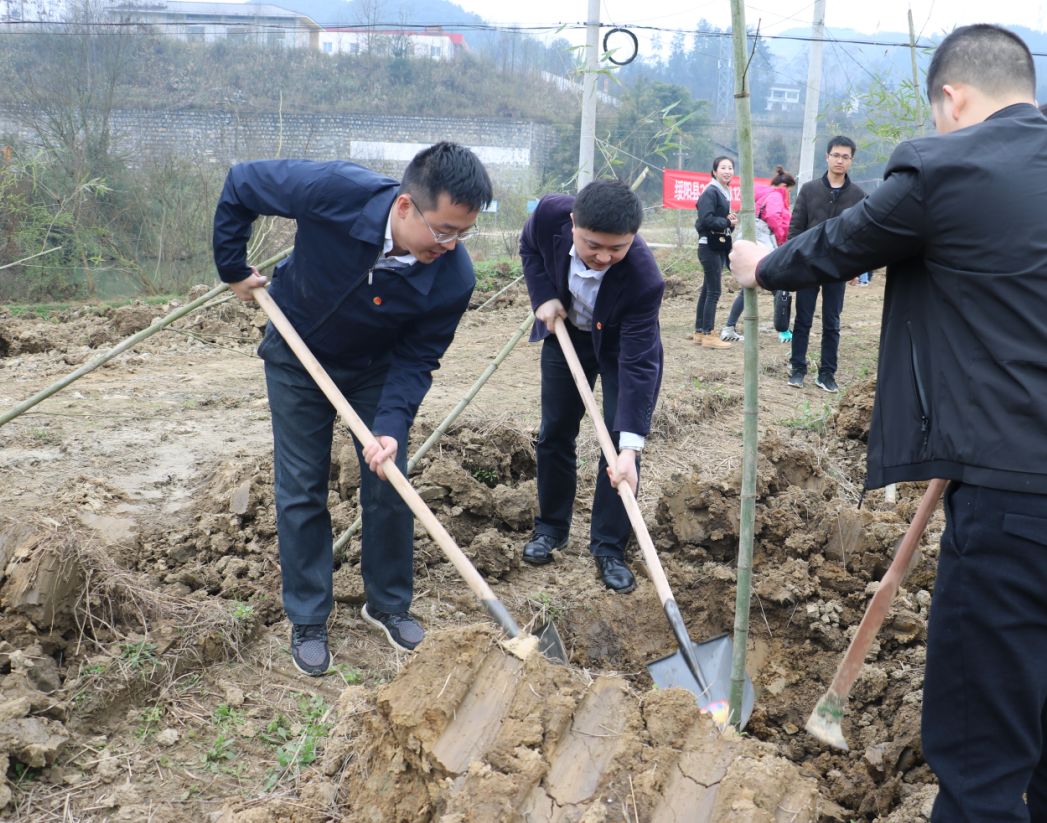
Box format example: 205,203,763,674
119,641,158,671
136,705,165,740
262,695,332,790
782,400,832,432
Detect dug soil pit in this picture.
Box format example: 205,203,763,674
0,269,944,820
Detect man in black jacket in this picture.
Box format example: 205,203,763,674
730,25,1047,822
518,181,664,594
786,136,865,392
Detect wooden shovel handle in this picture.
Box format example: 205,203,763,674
551,319,675,606
827,477,948,699
252,287,520,638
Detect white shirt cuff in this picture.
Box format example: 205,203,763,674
619,432,645,452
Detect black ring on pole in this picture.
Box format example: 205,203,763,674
603,27,638,66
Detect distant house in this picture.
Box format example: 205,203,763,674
105,1,320,50
0,0,68,26
766,84,802,114
318,26,466,60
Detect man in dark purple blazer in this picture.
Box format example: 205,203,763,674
519,180,665,593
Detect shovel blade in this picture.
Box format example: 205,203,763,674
535,620,568,663
647,633,755,728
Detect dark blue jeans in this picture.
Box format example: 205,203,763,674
696,245,727,333
789,281,846,377
924,482,1047,822
260,325,413,625
726,292,745,328
534,322,638,559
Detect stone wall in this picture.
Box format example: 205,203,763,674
0,108,558,190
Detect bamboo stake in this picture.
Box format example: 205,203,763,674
475,274,526,311
0,247,293,428
728,0,760,731
0,246,62,272
333,310,535,558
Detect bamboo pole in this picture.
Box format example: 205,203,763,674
333,310,535,558
729,0,759,731
0,246,62,272
0,247,293,428
475,274,525,311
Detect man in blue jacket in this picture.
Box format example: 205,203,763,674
213,143,492,675
730,26,1047,822
519,180,664,593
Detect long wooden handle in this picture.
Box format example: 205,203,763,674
826,478,948,698
253,287,520,638
551,318,674,606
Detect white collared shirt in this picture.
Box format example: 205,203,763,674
566,245,644,453
382,210,418,266
567,244,607,332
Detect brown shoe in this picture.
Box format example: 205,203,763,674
688,331,704,343
701,333,732,349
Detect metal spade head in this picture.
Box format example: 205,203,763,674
647,633,756,729
535,619,568,663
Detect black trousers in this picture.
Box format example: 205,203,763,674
789,281,846,377
924,482,1047,822
533,322,637,559
696,245,727,333
261,327,413,625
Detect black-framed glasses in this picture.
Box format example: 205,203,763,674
411,199,478,244
828,152,853,161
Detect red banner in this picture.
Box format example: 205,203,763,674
662,169,770,211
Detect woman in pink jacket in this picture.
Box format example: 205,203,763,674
720,166,796,342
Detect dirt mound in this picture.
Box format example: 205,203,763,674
834,377,876,441
650,434,941,818
218,625,838,823
0,290,264,360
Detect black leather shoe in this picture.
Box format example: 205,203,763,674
522,533,566,566
595,556,636,594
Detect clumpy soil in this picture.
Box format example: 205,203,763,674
0,265,943,821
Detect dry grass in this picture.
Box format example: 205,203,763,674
67,531,257,716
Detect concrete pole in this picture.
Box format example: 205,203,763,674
797,0,826,185
577,0,600,189
908,8,926,137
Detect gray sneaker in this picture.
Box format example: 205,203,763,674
290,623,331,676
787,371,804,389
815,374,839,393
362,603,425,652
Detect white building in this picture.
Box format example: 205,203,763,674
766,84,802,114
105,1,320,49
318,27,465,60
0,0,68,25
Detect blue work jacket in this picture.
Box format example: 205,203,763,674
213,159,475,447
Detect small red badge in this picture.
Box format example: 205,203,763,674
373,296,382,305
596,321,603,330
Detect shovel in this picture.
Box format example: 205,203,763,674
252,287,567,662
806,478,947,750
552,318,754,726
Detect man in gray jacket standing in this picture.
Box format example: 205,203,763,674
786,136,865,392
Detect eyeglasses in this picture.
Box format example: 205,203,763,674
411,199,478,244
828,152,853,161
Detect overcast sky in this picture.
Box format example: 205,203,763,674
450,0,1044,50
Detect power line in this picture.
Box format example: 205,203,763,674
0,18,955,52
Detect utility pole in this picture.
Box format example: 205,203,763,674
908,8,926,136
577,0,600,189
797,0,826,185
